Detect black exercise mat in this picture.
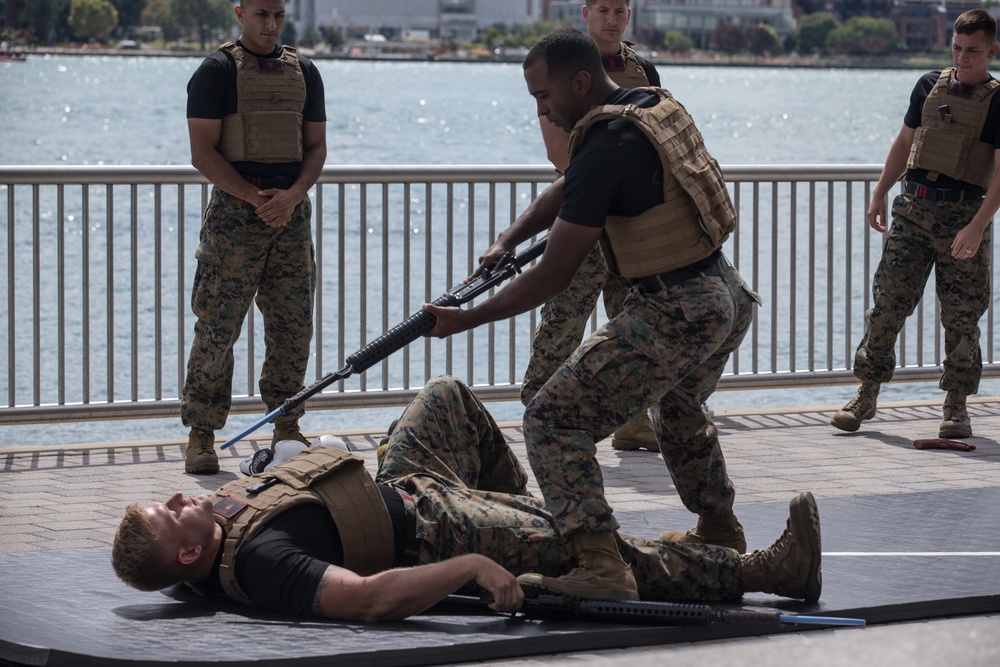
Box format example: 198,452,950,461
2,489,998,667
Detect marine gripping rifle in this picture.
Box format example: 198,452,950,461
220,236,549,450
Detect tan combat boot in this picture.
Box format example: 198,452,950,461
939,391,972,439
185,428,219,474
740,492,822,602
611,413,659,452
517,531,639,601
830,381,879,432
659,513,747,554
272,420,310,448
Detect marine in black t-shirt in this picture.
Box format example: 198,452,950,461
197,485,408,616
186,39,326,180
559,87,665,228
903,70,1000,191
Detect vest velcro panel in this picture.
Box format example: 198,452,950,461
218,42,306,164
606,43,650,89
211,447,394,605
907,68,1000,189
569,88,735,278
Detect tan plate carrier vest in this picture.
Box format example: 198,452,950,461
568,87,736,278
606,42,650,89
906,67,1000,189
207,447,395,605
218,41,306,164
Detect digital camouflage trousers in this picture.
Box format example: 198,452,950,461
181,188,316,431
853,194,991,395
376,376,743,602
523,260,758,537
520,244,630,403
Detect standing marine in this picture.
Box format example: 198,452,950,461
831,8,1000,439
426,28,758,600
527,0,666,454
181,0,327,473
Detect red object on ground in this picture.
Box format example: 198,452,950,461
913,439,976,451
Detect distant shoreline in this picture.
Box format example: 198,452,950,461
15,45,951,70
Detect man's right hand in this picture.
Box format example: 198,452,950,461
471,556,523,612
866,194,889,233
470,237,515,281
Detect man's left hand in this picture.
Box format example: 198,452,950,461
255,188,300,228
951,224,984,260
423,303,473,338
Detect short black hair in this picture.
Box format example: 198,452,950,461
954,8,998,42
523,27,604,82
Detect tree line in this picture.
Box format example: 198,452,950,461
6,0,236,51
3,2,918,59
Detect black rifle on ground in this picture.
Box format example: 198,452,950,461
516,594,866,627
448,593,865,628
220,236,548,450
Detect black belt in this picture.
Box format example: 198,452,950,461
632,255,723,293
242,174,295,190
903,180,983,202
393,486,421,566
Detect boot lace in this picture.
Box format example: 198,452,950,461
842,384,876,416
192,431,215,455
744,522,793,573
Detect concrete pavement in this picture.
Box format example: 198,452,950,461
1,396,998,665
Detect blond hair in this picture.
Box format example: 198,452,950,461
111,505,179,592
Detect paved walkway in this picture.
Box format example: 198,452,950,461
2,396,999,665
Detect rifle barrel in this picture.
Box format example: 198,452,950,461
218,236,548,448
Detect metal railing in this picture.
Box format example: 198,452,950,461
1,164,997,425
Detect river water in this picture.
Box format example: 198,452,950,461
1,55,989,446
2,55,914,167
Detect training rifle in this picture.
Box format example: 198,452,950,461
220,236,549,450
452,593,865,628
516,594,866,627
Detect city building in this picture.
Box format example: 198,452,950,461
638,0,796,49
288,0,543,42
889,2,949,52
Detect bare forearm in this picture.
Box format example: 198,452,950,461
428,219,601,338
464,263,569,329
498,178,565,248
873,130,913,199
192,148,262,205
969,175,1000,232
288,144,326,201
315,555,501,622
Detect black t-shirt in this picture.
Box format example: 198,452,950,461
186,41,327,179
559,88,665,228
903,70,1000,190
197,483,408,616
635,54,661,88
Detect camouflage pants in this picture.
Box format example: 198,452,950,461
524,260,758,536
376,376,742,601
181,188,316,431
853,194,991,395
520,244,630,403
